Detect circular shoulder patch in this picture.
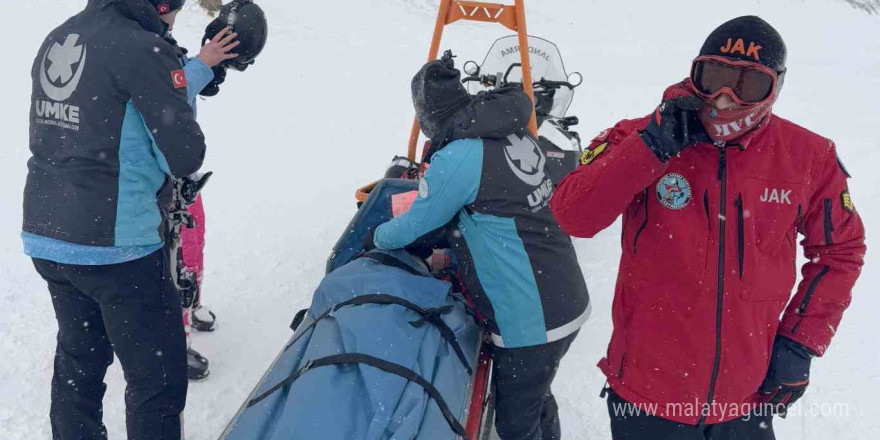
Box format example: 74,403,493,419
656,173,693,210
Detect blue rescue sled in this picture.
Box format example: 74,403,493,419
219,180,484,440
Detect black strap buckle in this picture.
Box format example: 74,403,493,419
409,305,454,328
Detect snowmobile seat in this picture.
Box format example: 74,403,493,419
326,178,419,274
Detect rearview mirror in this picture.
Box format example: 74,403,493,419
567,72,583,87
463,61,480,76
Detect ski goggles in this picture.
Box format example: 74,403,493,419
690,56,780,105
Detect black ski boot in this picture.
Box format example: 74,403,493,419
192,305,217,332
187,347,210,381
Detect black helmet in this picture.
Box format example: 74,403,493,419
203,0,268,71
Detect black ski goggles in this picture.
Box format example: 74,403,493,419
690,56,780,105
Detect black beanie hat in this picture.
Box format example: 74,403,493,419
699,16,786,72
149,0,186,14
411,51,472,140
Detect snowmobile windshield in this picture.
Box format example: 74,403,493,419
467,36,574,119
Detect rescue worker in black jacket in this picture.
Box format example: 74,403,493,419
370,53,591,440
23,1,207,438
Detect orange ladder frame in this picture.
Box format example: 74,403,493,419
357,0,538,202
407,0,539,161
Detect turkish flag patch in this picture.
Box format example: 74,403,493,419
171,70,187,89
158,4,171,14
591,127,611,143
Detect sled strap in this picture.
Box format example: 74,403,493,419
283,294,473,374
362,252,429,277
247,353,469,438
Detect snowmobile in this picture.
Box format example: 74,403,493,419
218,1,583,439
461,34,584,185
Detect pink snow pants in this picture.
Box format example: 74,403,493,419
181,195,206,341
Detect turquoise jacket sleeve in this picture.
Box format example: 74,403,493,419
375,139,483,250
183,57,214,106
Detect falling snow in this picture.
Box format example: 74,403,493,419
1,1,878,440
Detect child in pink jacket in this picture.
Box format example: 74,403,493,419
181,195,215,332
165,19,238,381
181,194,217,335
180,193,216,381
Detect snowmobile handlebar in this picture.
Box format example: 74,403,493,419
460,75,578,93
460,73,498,87
558,116,579,129
536,79,578,90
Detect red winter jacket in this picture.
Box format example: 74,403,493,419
551,82,866,425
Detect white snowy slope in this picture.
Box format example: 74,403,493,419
1,0,878,439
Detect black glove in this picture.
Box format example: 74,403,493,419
759,336,814,416
639,95,707,162
199,65,228,97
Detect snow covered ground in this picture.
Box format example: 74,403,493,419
1,0,878,438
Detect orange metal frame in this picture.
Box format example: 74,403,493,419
408,0,539,162
357,0,538,202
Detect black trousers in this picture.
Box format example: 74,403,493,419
492,331,578,440
605,389,776,440
33,249,187,440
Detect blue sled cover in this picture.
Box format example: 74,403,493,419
220,249,482,440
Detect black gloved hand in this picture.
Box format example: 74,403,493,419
759,336,814,417
639,95,707,162
199,65,228,97
411,50,471,140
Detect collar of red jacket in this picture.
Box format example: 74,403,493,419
663,80,774,150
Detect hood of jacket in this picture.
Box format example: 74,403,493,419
424,86,533,163
87,0,168,36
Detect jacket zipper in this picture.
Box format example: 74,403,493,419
700,147,728,427
791,203,805,247
791,265,831,333
623,189,645,246
796,204,804,229
704,190,711,230
823,199,834,245
600,352,628,399
735,194,744,279
633,189,650,253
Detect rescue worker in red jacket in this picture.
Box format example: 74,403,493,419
551,16,866,439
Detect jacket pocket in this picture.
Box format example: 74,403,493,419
742,179,804,255
736,179,802,301
791,266,831,333
823,198,834,245
704,189,711,231
632,189,649,254
736,194,745,279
